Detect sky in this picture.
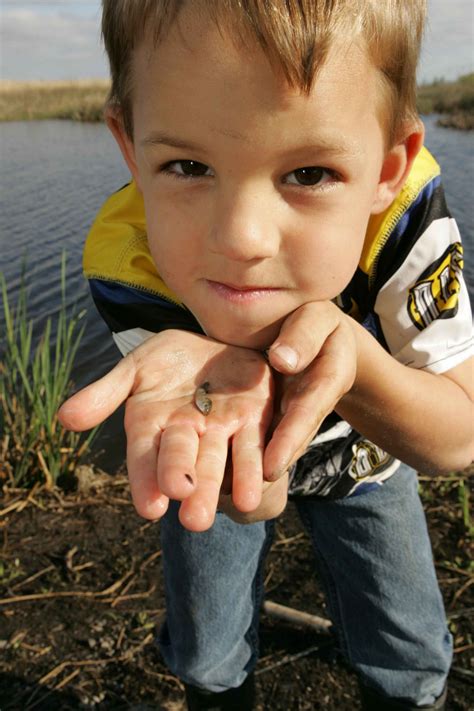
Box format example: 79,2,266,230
1,0,473,83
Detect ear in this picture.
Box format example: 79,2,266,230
104,105,142,191
371,122,425,214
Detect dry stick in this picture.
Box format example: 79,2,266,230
0,563,136,606
111,550,161,608
449,576,474,609
255,644,326,676
1,551,161,607
53,668,81,691
273,532,306,547
38,632,155,686
10,565,55,592
451,666,474,680
263,600,332,634
102,585,156,605
0,483,41,517
0,498,25,517
437,563,473,578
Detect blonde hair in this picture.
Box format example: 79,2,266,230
102,0,426,144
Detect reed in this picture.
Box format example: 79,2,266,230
457,479,472,537
417,73,474,129
1,75,473,127
0,80,109,122
0,254,98,489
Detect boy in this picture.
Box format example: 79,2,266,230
59,1,473,708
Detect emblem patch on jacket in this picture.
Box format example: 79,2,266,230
407,242,463,330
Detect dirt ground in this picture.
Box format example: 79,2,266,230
0,467,472,710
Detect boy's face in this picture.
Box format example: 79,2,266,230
114,10,411,349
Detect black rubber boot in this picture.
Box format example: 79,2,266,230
184,673,255,710
360,683,447,710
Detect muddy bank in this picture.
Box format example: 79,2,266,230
0,467,472,710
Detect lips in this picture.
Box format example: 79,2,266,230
206,279,281,303
207,279,278,291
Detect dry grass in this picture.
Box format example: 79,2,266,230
417,73,474,129
1,74,473,127
0,80,110,122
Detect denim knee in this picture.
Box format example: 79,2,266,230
295,465,452,706
159,504,274,691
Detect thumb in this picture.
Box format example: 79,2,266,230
267,302,340,374
57,356,136,431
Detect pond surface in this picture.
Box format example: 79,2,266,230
1,117,473,469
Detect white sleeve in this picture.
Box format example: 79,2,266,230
112,328,157,356
374,216,473,374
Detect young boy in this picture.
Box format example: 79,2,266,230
59,1,473,708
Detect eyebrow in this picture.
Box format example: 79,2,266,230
141,130,362,160
141,131,202,151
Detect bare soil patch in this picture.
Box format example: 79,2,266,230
0,468,472,710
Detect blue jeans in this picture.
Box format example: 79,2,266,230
159,464,452,706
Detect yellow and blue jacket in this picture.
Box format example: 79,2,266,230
83,147,472,499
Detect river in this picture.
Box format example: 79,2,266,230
1,116,473,469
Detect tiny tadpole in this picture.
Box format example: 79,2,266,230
194,381,212,416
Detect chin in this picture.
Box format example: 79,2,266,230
205,320,282,351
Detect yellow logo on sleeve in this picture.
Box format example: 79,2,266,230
408,242,463,330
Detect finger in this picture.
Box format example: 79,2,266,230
231,425,264,512
267,301,340,374
264,326,355,481
178,431,229,532
157,424,199,500
126,429,170,520
58,355,136,431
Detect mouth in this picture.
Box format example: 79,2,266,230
206,279,282,302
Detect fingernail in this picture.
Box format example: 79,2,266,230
267,464,287,481
270,345,298,370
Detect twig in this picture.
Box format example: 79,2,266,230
37,451,54,490
449,577,474,609
38,632,155,685
19,642,52,656
263,600,332,634
0,498,26,517
437,563,473,578
255,643,328,675
453,643,474,654
418,475,468,482
143,667,185,689
104,585,156,605
0,484,41,517
0,563,137,606
273,532,306,547
451,665,474,680
447,607,474,620
10,565,55,592
53,668,81,690
111,550,161,607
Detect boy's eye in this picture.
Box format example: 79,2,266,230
283,166,335,187
162,160,213,178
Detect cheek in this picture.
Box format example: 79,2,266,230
144,206,193,284
290,221,366,299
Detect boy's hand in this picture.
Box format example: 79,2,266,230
58,331,273,531
264,301,357,480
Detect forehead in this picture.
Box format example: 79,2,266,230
131,10,385,151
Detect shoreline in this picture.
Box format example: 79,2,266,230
1,75,473,129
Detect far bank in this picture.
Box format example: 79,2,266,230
0,74,473,129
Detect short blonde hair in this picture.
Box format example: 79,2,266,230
102,0,426,144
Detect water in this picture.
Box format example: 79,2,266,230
1,117,473,469
0,121,131,468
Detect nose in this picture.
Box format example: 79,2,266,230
208,185,280,262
